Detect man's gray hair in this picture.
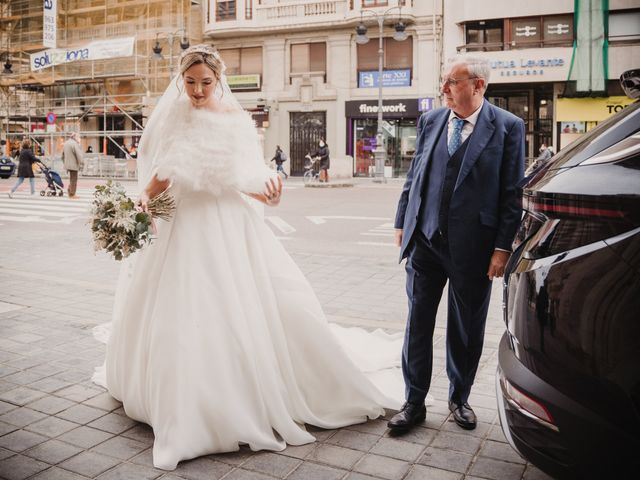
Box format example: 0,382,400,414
447,56,491,89
69,132,80,141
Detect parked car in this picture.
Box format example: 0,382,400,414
497,68,640,479
0,155,16,179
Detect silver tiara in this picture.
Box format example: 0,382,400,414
180,44,226,72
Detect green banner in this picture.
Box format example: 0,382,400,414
567,0,608,93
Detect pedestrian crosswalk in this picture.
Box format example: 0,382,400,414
0,188,133,225
358,222,396,247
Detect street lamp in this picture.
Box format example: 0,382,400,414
355,7,408,182
151,30,190,72
2,58,12,75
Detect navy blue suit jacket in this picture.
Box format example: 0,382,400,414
394,101,525,272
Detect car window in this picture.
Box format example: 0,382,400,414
548,101,640,169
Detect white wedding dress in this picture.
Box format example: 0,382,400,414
92,95,411,471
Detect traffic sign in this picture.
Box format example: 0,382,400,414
46,112,57,124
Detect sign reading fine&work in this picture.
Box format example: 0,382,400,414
43,0,57,49
30,37,135,71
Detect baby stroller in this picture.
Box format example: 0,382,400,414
35,160,64,197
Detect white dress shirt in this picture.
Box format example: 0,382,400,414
447,100,484,146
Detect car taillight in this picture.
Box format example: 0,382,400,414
500,374,557,428
520,192,638,259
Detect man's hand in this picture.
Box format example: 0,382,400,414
487,250,510,280
395,229,403,247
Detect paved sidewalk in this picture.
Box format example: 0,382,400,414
0,183,552,480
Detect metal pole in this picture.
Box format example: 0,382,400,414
374,15,386,183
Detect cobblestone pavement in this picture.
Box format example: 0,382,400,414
0,179,553,480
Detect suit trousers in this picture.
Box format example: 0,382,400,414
402,231,492,405
68,170,78,197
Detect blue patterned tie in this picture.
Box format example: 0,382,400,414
448,117,465,156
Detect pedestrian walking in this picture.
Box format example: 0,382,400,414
8,138,38,198
390,56,524,434
313,139,330,183
62,132,84,198
271,145,288,178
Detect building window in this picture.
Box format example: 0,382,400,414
362,1,388,7
542,15,573,45
465,20,504,51
508,15,573,48
510,17,541,48
357,37,413,86
219,46,262,75
245,0,253,20
216,0,236,21
291,42,327,81
609,10,640,42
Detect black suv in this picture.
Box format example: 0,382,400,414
497,69,640,479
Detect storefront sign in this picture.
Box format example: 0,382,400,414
345,98,420,118
43,0,57,48
418,98,435,112
227,74,261,91
359,69,411,88
30,37,135,71
556,96,635,121
472,48,571,83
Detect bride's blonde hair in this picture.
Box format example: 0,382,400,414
179,44,225,80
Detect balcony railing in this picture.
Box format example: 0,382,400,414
205,0,414,33
256,0,345,22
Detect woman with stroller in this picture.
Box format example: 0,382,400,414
8,138,38,198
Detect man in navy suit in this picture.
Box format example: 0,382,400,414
389,57,524,433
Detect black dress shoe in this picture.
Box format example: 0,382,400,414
448,401,477,430
387,402,426,433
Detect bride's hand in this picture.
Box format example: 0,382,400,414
137,191,150,213
264,177,283,206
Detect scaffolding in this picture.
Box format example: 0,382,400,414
0,0,202,168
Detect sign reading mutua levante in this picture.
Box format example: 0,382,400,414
30,37,135,71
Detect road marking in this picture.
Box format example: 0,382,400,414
306,215,391,225
357,241,396,247
266,216,296,234
0,214,82,224
0,200,89,213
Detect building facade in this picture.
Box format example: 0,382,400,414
442,0,640,162
204,0,442,177
0,0,202,164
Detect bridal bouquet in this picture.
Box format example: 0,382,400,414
90,181,175,261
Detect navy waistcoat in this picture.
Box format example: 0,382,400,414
419,126,470,240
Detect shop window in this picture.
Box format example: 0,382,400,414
216,0,236,21
291,42,327,82
465,20,504,51
357,37,413,86
609,10,640,42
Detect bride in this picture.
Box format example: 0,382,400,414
93,44,407,471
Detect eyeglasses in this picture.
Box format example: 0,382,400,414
441,76,479,87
